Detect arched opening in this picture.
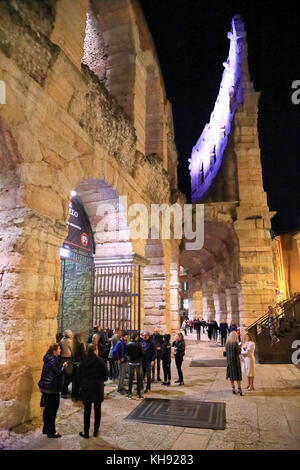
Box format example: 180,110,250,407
57,178,143,340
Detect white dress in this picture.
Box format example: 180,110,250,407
241,341,256,377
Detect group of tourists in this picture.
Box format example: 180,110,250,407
38,327,185,439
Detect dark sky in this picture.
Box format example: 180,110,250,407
139,0,300,233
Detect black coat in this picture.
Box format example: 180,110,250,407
38,354,64,393
226,342,242,381
172,340,185,360
161,342,171,363
194,320,201,331
151,333,164,359
126,341,144,363
78,354,108,404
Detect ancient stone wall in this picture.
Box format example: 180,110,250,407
0,0,181,429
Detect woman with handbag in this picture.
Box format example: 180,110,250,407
38,343,68,438
241,333,256,391
225,331,243,396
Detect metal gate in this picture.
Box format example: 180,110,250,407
92,264,141,332
58,248,94,337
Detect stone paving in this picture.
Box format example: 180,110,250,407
1,332,300,450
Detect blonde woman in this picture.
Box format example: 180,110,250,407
225,331,242,395
241,333,256,391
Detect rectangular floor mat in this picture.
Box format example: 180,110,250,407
125,398,226,430
190,359,227,367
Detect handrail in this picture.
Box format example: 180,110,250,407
247,295,300,333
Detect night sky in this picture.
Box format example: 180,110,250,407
139,0,300,234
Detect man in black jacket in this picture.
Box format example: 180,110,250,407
151,327,163,382
194,318,201,342
126,333,144,399
141,331,155,393
219,319,230,347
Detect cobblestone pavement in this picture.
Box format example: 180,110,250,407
1,332,300,450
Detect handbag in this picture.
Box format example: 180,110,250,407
223,351,226,357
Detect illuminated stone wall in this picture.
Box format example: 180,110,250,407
0,0,181,429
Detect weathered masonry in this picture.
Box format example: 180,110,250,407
0,0,182,429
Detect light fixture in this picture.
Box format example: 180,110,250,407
70,190,77,197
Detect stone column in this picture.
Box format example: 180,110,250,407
225,285,240,325
202,280,216,321
213,288,227,324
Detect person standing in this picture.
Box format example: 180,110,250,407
108,328,121,382
72,333,86,400
38,343,67,438
225,331,243,396
241,333,256,391
194,318,201,342
126,332,144,399
161,334,172,386
172,332,185,385
219,319,229,347
59,329,74,396
207,320,213,340
78,344,108,438
141,331,155,393
151,327,163,382
113,330,128,395
212,320,219,342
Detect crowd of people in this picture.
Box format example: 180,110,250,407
38,326,186,439
181,317,241,345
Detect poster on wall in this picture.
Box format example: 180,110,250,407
63,197,94,254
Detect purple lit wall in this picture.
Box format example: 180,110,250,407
189,15,246,202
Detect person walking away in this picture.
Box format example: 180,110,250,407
241,333,256,391
189,319,194,334
59,329,74,396
201,319,206,334
151,327,163,382
141,331,155,393
219,319,229,347
207,320,213,341
194,318,201,342
113,330,128,394
161,334,172,386
126,332,144,399
72,333,86,400
172,332,185,385
78,344,108,438
212,320,219,342
38,343,67,438
225,331,243,395
108,328,121,382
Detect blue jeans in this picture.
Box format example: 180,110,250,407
128,363,143,395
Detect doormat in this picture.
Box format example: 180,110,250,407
190,359,227,367
125,398,226,430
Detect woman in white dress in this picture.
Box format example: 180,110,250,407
241,333,256,391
